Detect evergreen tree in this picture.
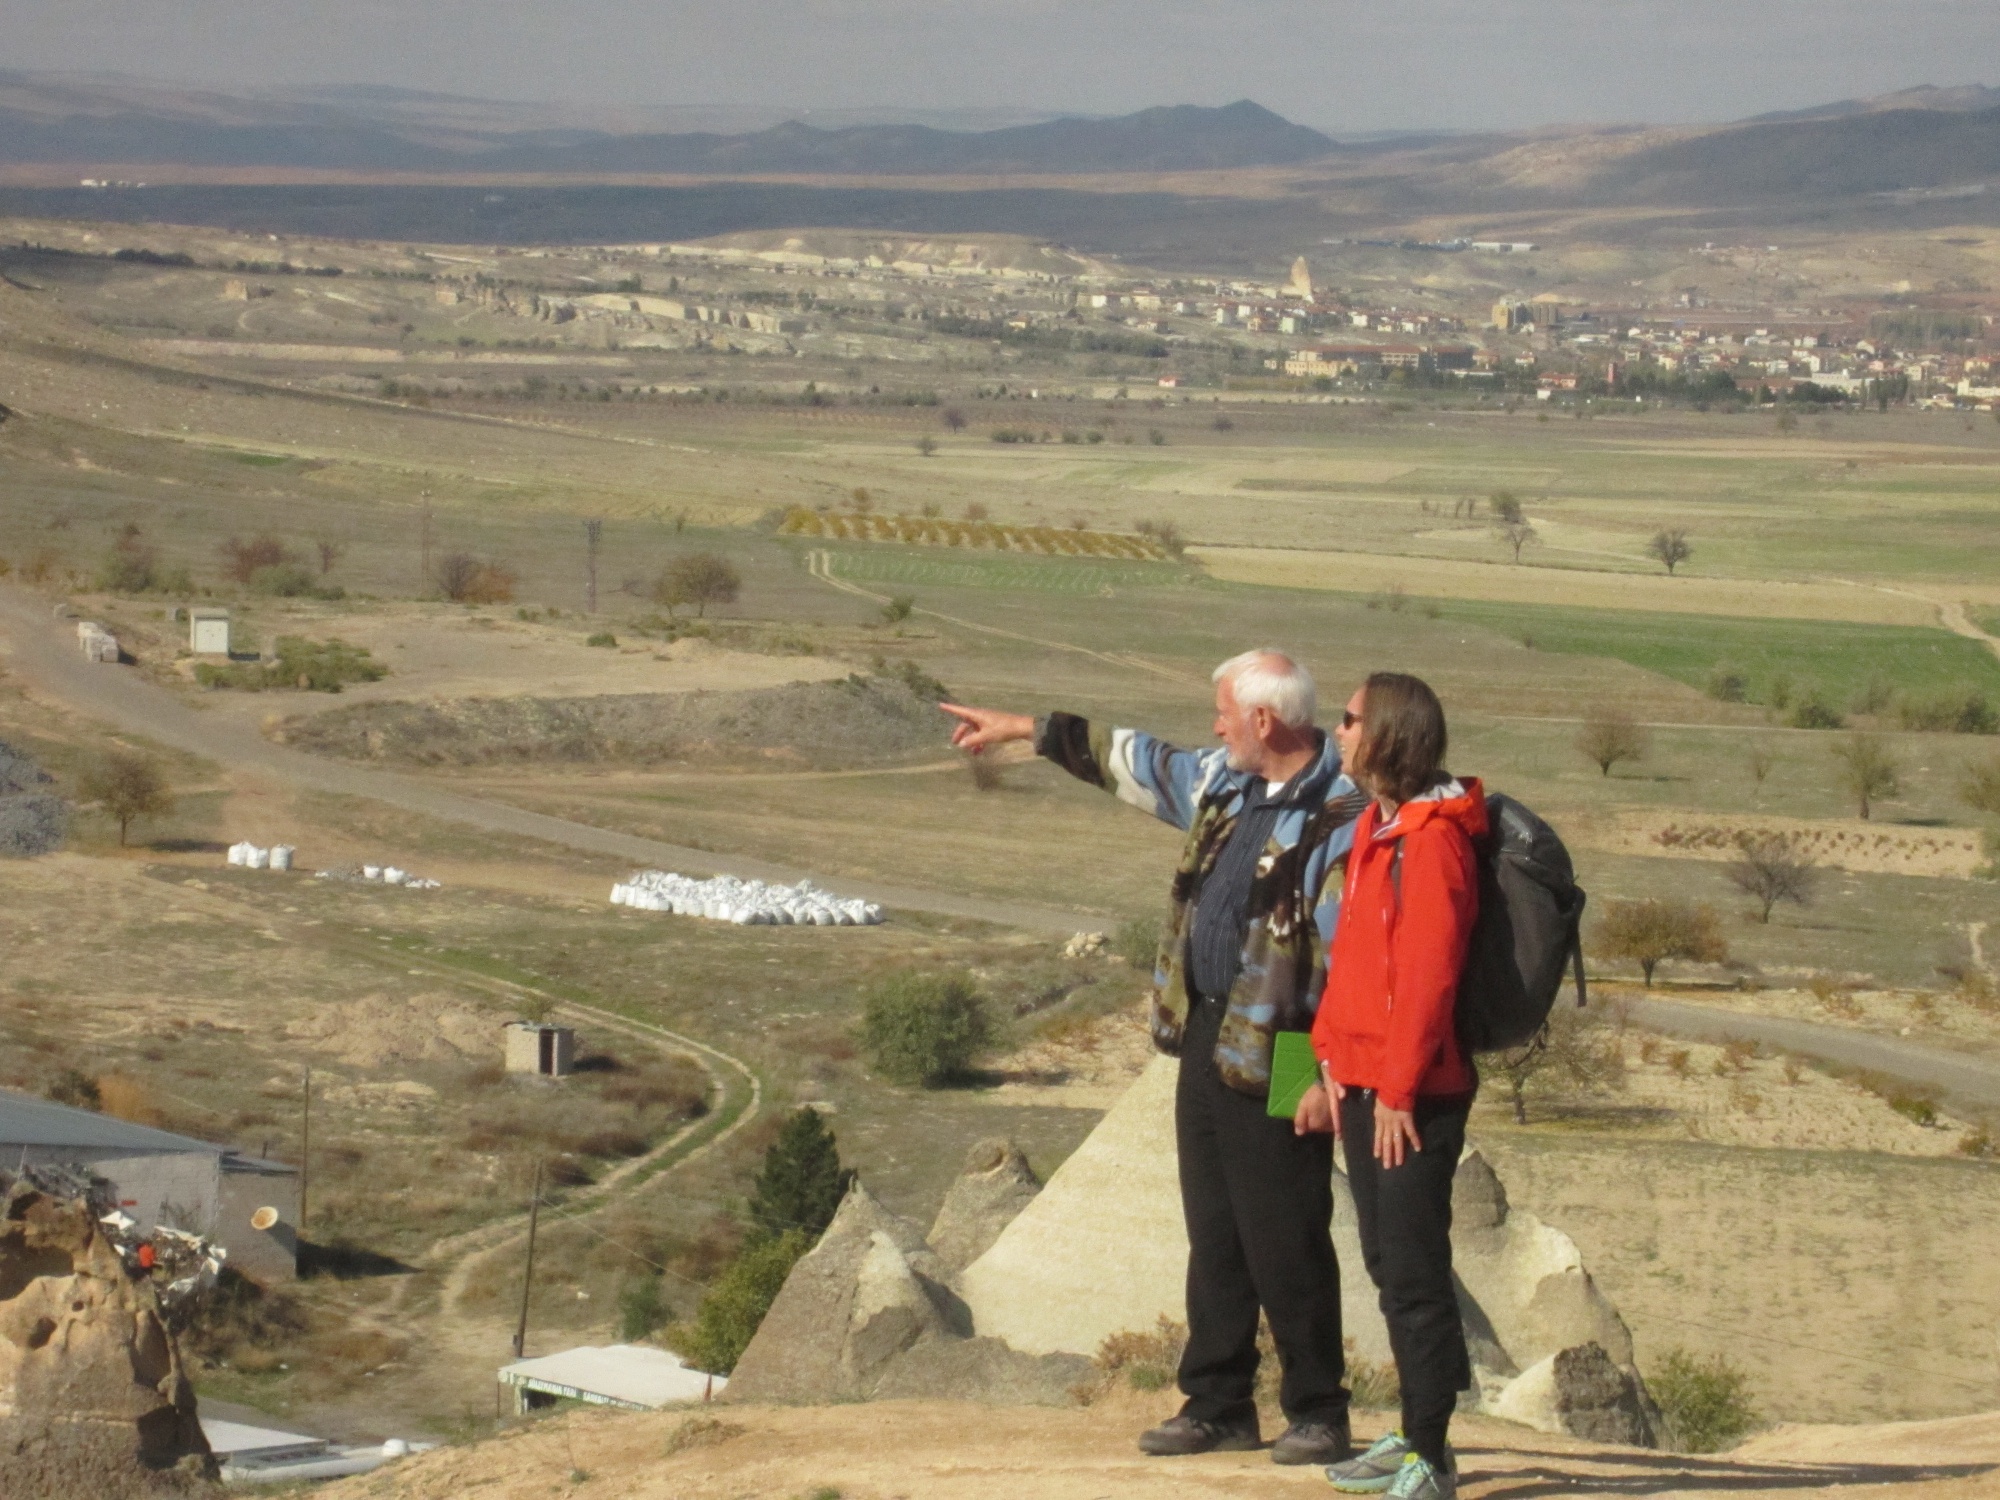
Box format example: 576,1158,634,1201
747,1107,850,1242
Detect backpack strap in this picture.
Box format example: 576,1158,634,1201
1570,929,1588,1009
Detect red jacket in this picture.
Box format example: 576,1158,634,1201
1311,778,1485,1111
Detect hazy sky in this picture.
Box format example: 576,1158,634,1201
10,0,2000,133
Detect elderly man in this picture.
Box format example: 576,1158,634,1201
942,650,1366,1465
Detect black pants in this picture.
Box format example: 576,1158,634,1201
1175,999,1347,1426
1338,1089,1472,1466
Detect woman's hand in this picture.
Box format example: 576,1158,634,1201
1373,1100,1422,1168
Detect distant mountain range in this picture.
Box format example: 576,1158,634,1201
0,76,1334,175
2,71,1998,214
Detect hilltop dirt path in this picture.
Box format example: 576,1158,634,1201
318,1396,2000,1500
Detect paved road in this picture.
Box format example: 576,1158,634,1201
0,586,1088,937
1625,995,2000,1115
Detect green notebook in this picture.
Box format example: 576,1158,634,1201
1266,1031,1320,1119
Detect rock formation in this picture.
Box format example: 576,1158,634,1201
955,1056,1658,1442
1489,1342,1663,1447
0,1168,216,1497
925,1139,1041,1279
726,1167,1087,1407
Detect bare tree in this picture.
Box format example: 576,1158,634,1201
1496,519,1538,563
314,539,345,576
78,750,172,847
940,407,968,432
1646,528,1693,575
655,552,742,619
1492,1005,1625,1124
1594,898,1729,986
1830,733,1900,819
915,434,938,457
1726,832,1817,923
1577,708,1648,777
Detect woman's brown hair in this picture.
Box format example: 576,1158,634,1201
1352,671,1449,803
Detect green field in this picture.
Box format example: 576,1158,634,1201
1423,597,2000,710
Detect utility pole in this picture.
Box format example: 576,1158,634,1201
298,1067,312,1245
584,518,602,613
512,1160,544,1360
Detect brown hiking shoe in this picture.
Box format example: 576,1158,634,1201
1270,1416,1354,1465
1137,1412,1262,1456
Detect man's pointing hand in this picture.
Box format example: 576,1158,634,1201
939,702,1036,754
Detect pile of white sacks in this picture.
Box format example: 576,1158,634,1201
349,864,441,889
226,842,295,871
611,870,884,927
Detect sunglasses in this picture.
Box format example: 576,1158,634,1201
1341,710,1363,729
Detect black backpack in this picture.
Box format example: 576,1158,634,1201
1457,792,1588,1052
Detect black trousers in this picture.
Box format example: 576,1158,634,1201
1174,998,1347,1426
1338,1088,1473,1465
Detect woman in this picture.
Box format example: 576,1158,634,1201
1294,672,1484,1500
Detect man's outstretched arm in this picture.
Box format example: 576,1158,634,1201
940,702,1214,831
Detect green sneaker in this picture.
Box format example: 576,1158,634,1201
1324,1430,1410,1493
1384,1451,1456,1500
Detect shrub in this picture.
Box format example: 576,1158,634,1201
1593,898,1728,986
1094,1316,1186,1393
435,553,517,604
1576,708,1647,776
1963,754,2000,816
585,631,618,648
1850,675,1895,716
881,595,915,624
45,1068,102,1110
98,528,162,594
219,534,290,584
1706,664,1749,703
1900,690,1998,735
1786,692,1843,730
748,1108,850,1242
249,562,326,598
1649,1347,1759,1452
196,636,386,693
1112,915,1162,970
618,1273,671,1341
673,1229,809,1375
860,970,992,1086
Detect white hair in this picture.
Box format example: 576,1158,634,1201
1212,649,1316,729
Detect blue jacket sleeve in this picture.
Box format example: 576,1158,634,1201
1036,712,1222,834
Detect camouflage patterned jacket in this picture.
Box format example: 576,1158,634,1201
1036,712,1367,1096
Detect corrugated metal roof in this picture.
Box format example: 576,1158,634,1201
0,1087,226,1155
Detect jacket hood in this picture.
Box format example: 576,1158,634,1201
1370,776,1487,841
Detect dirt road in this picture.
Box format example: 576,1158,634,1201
0,585,1086,936
1625,995,2000,1114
